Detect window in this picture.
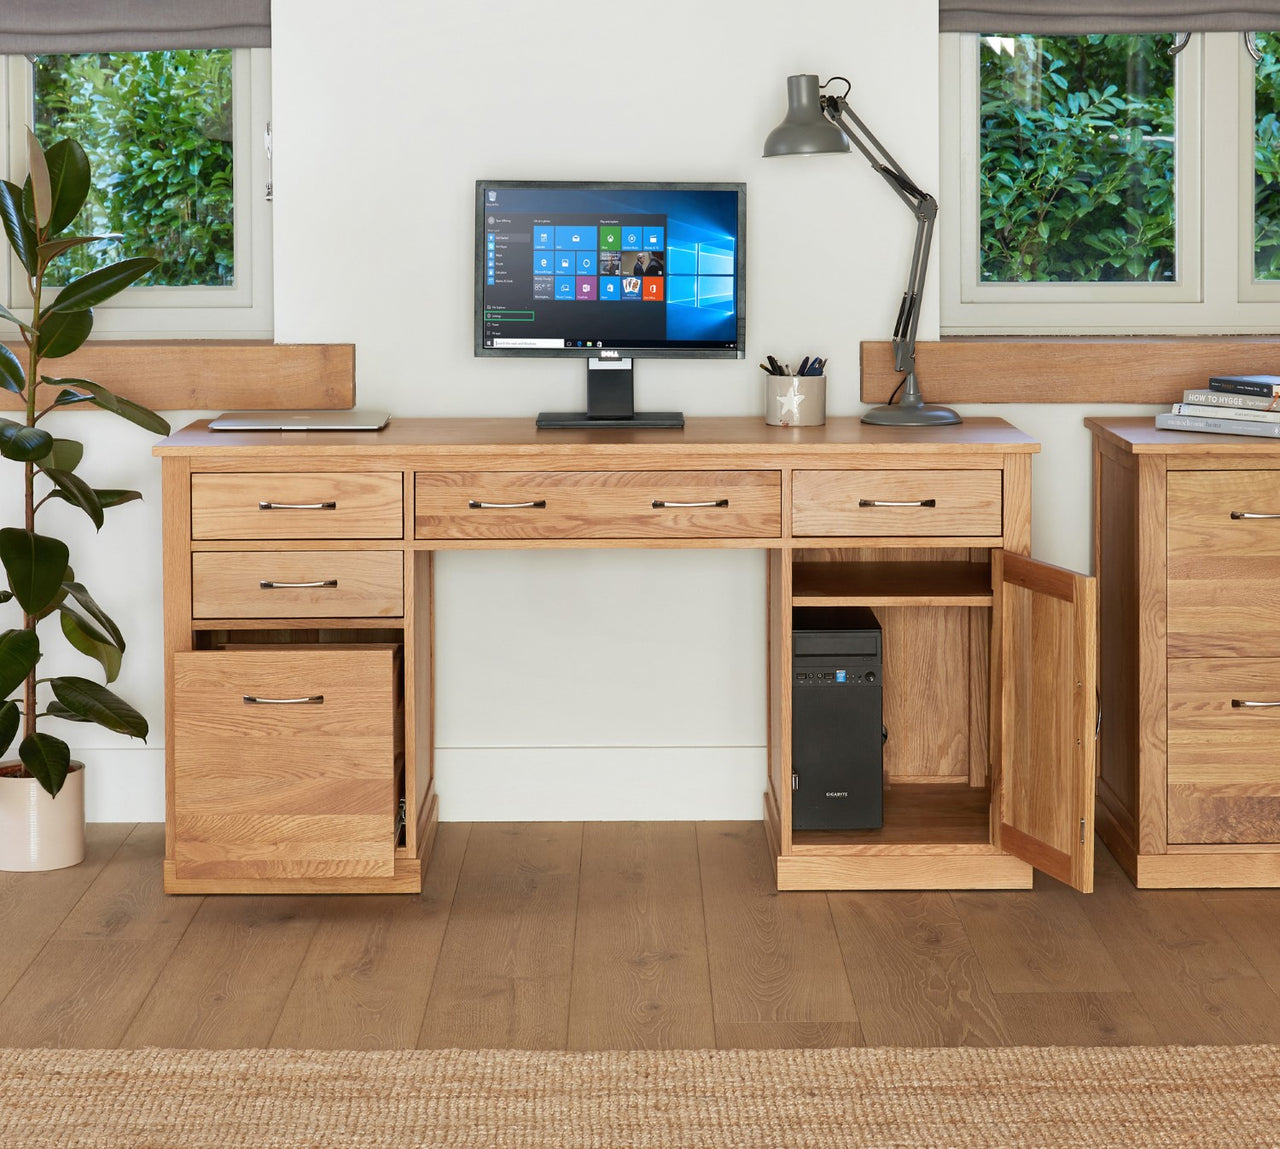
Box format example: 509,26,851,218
940,31,1279,333
3,48,271,337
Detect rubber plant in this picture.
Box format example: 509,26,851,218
0,130,170,798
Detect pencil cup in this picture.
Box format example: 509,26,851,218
764,372,826,427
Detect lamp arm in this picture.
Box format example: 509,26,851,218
824,96,937,378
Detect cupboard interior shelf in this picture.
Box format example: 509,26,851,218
791,783,993,853
792,561,993,607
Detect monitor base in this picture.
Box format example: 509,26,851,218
536,411,685,430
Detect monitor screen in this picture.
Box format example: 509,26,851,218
475,181,745,360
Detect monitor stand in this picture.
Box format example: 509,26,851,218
537,357,684,429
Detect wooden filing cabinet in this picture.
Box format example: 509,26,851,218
157,417,1097,895
1088,417,1280,886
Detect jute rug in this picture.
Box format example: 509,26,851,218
1,1044,1277,1148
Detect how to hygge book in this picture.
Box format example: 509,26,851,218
1157,374,1280,438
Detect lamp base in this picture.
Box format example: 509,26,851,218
861,402,962,427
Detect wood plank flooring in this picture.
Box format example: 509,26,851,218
4,821,1280,1049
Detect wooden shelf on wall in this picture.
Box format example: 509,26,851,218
861,338,1280,405
0,341,355,412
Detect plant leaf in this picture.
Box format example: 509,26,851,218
26,130,52,232
45,701,92,723
0,419,53,462
60,608,122,683
42,468,104,530
0,301,36,337
0,700,18,758
19,731,70,798
0,343,25,395
0,628,39,697
0,528,69,615
37,235,103,264
43,257,157,314
38,438,82,473
37,378,169,435
42,138,90,237
50,676,148,739
36,308,93,359
0,179,36,276
91,489,143,509
60,582,124,650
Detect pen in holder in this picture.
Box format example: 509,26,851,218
763,357,826,427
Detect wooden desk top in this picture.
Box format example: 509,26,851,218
1086,415,1280,456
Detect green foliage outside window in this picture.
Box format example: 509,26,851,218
979,34,1177,283
30,50,234,288
1255,33,1280,281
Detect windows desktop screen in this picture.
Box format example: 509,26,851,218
477,183,743,356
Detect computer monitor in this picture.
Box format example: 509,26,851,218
475,180,746,428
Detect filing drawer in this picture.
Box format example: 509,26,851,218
791,470,1003,538
414,470,782,539
192,550,403,619
191,472,403,540
1167,470,1280,657
171,646,401,881
1167,658,1280,844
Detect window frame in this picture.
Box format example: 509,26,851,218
1,47,272,339
940,30,1279,335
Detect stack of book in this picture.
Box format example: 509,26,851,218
1156,375,1280,439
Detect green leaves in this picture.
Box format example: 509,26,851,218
42,469,103,530
44,257,157,315
50,677,147,739
41,138,91,238
0,179,36,276
0,528,69,616
19,732,70,798
36,308,93,359
0,343,25,395
42,378,170,436
0,629,39,697
0,419,53,462
0,701,18,759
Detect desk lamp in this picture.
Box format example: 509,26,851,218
763,74,961,426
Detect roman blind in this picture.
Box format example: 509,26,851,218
940,2,1280,32
0,1,270,52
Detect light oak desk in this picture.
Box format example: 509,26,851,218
155,416,1097,895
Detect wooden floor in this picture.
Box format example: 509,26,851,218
5,821,1280,1049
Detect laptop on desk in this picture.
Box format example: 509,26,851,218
209,408,391,431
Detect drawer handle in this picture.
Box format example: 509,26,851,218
258,579,339,589
1230,511,1280,520
243,695,325,705
1231,699,1280,709
858,498,937,508
468,500,547,509
652,499,729,509
258,500,337,511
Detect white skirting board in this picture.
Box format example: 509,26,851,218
433,746,767,822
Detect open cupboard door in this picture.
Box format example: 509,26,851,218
997,552,1098,893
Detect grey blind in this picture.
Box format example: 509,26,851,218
940,2,1280,32
0,1,270,52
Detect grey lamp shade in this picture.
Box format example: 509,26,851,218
763,75,850,157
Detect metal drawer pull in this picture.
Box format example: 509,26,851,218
258,500,337,511
1231,699,1280,708
1230,511,1280,519
468,499,547,509
243,695,325,705
259,579,338,589
652,499,729,509
858,498,937,508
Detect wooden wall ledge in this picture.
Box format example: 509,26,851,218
861,338,1280,405
0,341,355,412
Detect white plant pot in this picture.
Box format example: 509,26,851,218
0,760,85,872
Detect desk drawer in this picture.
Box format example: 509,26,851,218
414,470,781,539
192,551,403,619
191,473,403,540
792,470,1003,538
1167,471,1280,657
171,646,401,881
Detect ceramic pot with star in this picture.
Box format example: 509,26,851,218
764,372,826,427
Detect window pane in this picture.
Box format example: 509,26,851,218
32,50,234,287
1255,32,1280,282
978,34,1176,284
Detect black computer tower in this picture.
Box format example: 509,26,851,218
791,606,884,831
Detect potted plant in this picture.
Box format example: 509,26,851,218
0,130,170,870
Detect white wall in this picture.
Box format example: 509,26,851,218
17,0,1158,821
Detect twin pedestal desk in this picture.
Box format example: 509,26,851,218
155,416,1099,896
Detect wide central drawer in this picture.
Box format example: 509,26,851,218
191,472,403,540
414,471,782,539
1167,470,1280,657
192,551,403,618
791,470,1003,538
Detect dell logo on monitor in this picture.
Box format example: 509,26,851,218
599,349,620,359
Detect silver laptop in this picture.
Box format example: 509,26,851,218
209,408,390,432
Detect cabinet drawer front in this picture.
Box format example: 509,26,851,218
414,470,781,539
792,470,1003,538
172,648,400,880
191,473,403,540
1167,658,1280,844
1167,471,1280,657
192,551,403,619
